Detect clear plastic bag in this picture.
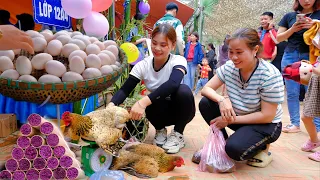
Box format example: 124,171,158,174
198,124,235,173
90,169,125,180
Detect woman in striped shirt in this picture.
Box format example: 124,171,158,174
196,28,285,168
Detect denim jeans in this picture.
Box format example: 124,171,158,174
183,62,197,90
281,50,320,131
194,78,208,95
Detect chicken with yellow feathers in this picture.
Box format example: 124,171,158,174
61,106,131,154
111,142,185,178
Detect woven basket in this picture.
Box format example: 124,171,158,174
0,49,127,104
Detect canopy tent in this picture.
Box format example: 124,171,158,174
1,0,194,32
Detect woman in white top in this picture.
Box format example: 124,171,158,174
194,28,284,168
109,24,195,154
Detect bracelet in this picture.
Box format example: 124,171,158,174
218,96,229,103
137,101,146,109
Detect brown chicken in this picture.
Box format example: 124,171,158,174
61,106,131,155
111,142,185,178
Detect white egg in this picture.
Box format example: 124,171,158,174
103,40,117,48
82,68,102,79
115,61,121,67
93,41,105,51
38,74,61,83
73,36,91,46
105,45,119,57
1,69,19,80
16,56,32,75
45,60,67,77
56,35,72,45
40,32,54,42
53,31,69,39
86,44,101,55
89,37,99,43
0,56,14,72
62,72,84,82
101,50,116,64
47,40,63,56
32,37,47,52
42,29,53,35
71,31,83,38
69,50,87,61
110,65,119,70
18,75,37,82
98,53,112,66
68,39,86,50
85,54,101,68
61,44,80,57
31,53,53,70
69,56,86,74
26,30,44,38
0,50,14,60
100,65,113,75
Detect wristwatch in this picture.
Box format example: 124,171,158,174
0,29,2,40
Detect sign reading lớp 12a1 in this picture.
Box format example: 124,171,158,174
33,0,71,29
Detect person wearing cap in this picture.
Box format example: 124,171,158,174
154,2,185,56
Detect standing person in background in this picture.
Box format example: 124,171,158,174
15,13,35,31
218,35,230,67
0,10,11,25
194,58,211,95
127,13,147,59
183,32,204,90
258,11,278,62
276,0,320,133
154,2,185,56
207,43,216,79
272,41,288,72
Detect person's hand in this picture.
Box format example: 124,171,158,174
267,20,275,30
130,101,145,120
300,17,315,29
0,25,34,54
218,96,236,123
290,22,306,32
210,116,229,129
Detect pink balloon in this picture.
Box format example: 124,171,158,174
92,0,113,12
61,0,92,19
83,12,110,38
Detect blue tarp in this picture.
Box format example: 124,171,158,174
0,94,98,124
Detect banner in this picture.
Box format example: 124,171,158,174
33,0,71,28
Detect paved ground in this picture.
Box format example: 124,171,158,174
125,93,320,180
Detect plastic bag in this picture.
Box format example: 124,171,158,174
90,169,125,180
198,124,235,173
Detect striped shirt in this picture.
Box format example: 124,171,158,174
217,60,284,123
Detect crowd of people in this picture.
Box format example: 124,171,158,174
0,0,319,172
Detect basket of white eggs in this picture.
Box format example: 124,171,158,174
0,30,127,104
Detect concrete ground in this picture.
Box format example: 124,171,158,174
125,93,320,180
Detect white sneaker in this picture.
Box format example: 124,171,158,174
162,130,185,154
153,128,167,146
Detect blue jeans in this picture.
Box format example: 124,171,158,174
194,78,208,95
281,50,320,131
183,62,197,90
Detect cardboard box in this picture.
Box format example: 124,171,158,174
0,114,17,137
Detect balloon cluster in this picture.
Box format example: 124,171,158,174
61,0,113,38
